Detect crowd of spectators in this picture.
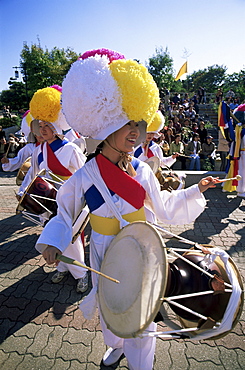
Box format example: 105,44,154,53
155,91,217,170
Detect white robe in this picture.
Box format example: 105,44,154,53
2,143,36,172
134,141,176,168
36,157,206,370
19,140,87,280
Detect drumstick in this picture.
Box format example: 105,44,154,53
201,175,242,185
56,254,120,284
215,175,242,183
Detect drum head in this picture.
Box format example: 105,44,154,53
98,221,168,338
145,156,160,174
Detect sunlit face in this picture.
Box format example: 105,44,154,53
39,121,55,143
108,121,140,153
146,132,155,142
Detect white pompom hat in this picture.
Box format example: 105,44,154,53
61,48,160,149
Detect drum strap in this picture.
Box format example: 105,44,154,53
89,207,146,235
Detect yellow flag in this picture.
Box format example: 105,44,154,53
175,61,188,81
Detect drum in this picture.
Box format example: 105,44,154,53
98,222,243,341
16,157,32,185
155,169,185,192
16,169,58,224
98,221,168,338
145,156,160,174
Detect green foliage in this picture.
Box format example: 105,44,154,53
0,115,21,128
147,47,175,90
0,82,27,111
186,65,227,93
224,69,245,101
20,42,79,101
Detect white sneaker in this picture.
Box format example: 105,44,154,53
76,273,88,293
102,347,124,366
51,271,68,283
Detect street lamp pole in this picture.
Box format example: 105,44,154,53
12,65,29,107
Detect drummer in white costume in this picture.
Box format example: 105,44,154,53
134,110,178,168
18,86,88,294
1,111,44,172
36,49,218,370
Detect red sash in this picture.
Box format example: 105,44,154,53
45,143,72,177
143,143,154,158
96,154,146,209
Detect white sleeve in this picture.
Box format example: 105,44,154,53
17,147,40,196
35,170,85,253
140,164,206,225
2,144,33,172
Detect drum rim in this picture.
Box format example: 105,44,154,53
16,168,47,213
98,221,168,338
174,249,244,340
16,156,32,185
145,156,160,174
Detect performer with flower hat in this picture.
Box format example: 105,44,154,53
219,102,245,197
18,85,88,293
134,110,178,168
36,48,218,369
1,110,44,173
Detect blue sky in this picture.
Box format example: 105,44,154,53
1,0,245,92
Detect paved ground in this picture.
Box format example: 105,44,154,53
0,170,244,370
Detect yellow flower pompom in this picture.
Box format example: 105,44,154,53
109,59,159,125
147,111,165,133
30,87,61,123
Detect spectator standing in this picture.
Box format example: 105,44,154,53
5,134,19,158
215,88,223,104
200,135,216,170
197,86,205,104
177,106,186,125
217,130,230,171
185,133,201,170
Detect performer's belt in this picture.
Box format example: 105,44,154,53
241,149,245,151
50,173,71,182
89,207,146,235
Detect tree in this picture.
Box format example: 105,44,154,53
224,70,245,101
147,47,175,90
19,42,79,102
186,65,227,94
0,81,26,111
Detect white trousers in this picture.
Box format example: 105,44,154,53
100,311,157,370
57,236,87,279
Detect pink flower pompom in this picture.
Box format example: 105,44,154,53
50,85,62,93
22,110,30,118
78,48,125,64
236,103,245,112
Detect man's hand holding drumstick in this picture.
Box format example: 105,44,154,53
198,175,242,193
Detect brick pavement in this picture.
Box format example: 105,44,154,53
0,171,244,369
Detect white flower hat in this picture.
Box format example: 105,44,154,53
61,48,160,148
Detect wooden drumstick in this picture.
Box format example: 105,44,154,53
201,175,242,186
56,254,120,284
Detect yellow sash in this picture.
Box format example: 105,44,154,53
89,207,146,235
